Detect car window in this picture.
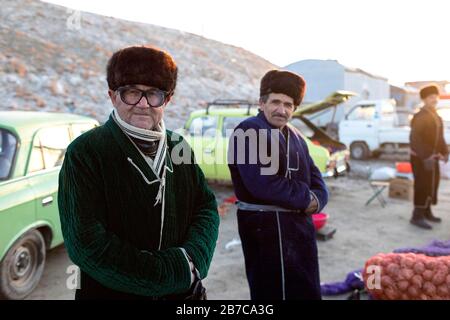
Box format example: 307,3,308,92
290,118,315,138
0,129,17,180
28,136,45,173
71,123,96,140
28,126,71,173
222,117,248,138
347,105,375,121
188,116,218,138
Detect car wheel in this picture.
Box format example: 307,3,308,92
0,230,46,300
350,142,371,160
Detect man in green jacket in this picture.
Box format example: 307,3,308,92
58,45,219,300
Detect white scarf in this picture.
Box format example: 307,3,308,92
111,109,172,250
112,109,167,177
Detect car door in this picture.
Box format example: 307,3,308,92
340,104,378,150
0,129,36,259
186,115,219,179
27,125,71,248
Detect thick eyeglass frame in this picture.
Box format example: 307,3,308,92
115,85,171,108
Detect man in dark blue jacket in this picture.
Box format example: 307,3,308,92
228,70,328,300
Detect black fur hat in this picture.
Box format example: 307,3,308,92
420,84,440,99
260,70,306,106
106,45,178,94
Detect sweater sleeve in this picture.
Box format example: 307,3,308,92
182,151,220,280
229,125,312,210
58,147,192,297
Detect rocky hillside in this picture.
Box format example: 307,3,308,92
0,0,277,129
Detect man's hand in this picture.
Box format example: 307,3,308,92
305,196,318,214
437,153,449,163
427,154,440,161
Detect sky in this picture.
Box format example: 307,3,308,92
43,0,450,86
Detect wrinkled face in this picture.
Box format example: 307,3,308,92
108,84,170,130
423,94,439,109
259,93,296,129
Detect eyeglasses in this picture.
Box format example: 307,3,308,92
116,86,170,108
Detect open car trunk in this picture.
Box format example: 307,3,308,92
292,90,356,153
295,115,347,153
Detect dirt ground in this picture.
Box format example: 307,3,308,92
27,158,450,300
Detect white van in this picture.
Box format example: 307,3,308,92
339,99,411,159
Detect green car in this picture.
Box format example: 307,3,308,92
0,111,98,299
182,92,353,182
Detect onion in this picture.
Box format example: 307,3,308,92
407,285,420,298
437,284,449,297
401,257,415,269
381,275,394,287
423,270,434,281
387,263,400,277
423,282,436,296
385,287,399,300
400,268,414,281
425,260,437,270
432,270,446,286
397,280,409,291
411,275,423,288
413,262,425,275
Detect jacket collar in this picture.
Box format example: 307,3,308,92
105,115,159,183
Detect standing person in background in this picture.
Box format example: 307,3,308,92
410,84,448,229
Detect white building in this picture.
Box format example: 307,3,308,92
284,59,390,127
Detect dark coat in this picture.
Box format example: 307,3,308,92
410,107,448,207
410,107,448,160
228,112,328,300
58,116,219,298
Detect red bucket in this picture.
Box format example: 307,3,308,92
312,213,328,231
396,162,412,173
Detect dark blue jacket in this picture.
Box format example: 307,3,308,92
228,112,328,212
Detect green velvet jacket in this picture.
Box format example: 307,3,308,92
58,115,219,297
